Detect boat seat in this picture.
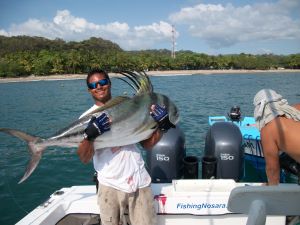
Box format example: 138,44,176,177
227,184,300,225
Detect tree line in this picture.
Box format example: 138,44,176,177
0,35,299,77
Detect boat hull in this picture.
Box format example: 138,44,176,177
16,180,286,225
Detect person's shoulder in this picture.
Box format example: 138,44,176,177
262,116,292,139
261,119,277,135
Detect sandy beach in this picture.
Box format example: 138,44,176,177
0,69,299,83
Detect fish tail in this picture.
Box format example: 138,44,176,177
0,128,45,184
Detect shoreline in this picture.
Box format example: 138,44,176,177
0,69,300,83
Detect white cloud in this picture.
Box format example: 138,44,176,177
2,1,299,52
125,21,178,49
1,10,174,50
169,1,300,49
53,10,94,33
135,21,175,39
277,0,300,11
0,29,9,36
9,19,62,39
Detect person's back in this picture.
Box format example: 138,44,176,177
261,111,300,163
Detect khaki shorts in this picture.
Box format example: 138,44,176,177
98,184,157,225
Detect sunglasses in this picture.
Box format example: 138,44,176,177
88,78,109,89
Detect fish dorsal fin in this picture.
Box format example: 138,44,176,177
85,96,130,116
116,71,153,95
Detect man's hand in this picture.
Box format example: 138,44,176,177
150,104,175,132
84,113,110,141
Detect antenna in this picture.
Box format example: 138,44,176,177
171,25,176,59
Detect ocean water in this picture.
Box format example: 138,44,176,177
0,72,300,224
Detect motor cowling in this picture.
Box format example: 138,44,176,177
146,126,186,183
203,122,244,181
228,105,242,121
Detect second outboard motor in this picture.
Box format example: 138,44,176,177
228,105,242,121
146,126,185,183
203,122,244,181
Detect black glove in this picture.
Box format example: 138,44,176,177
84,113,110,141
150,104,175,132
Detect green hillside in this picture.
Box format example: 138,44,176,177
0,35,299,77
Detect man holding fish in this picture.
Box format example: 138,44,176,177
77,69,175,225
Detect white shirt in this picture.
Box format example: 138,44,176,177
80,105,151,193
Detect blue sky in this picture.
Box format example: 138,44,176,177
0,0,299,55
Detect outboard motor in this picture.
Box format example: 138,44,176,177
228,105,242,121
146,126,185,183
203,122,244,181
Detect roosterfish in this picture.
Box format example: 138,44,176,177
0,71,179,183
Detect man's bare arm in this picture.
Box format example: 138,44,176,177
77,139,95,163
261,128,280,185
140,129,163,150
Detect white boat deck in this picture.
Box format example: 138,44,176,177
15,179,299,225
